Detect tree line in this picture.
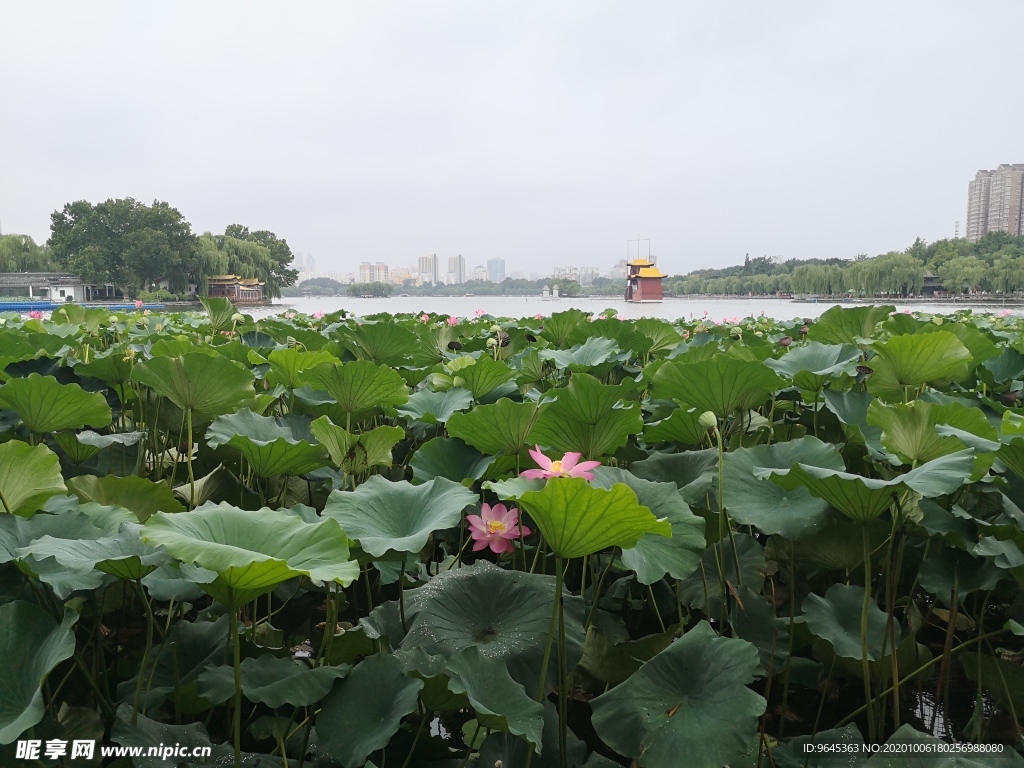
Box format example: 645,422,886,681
665,233,1024,297
0,198,298,299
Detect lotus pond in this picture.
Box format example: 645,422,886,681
1,300,1023,767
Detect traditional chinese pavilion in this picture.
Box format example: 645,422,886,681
207,275,265,303
624,257,666,302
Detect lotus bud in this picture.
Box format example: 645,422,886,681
798,325,809,336
108,315,119,325
754,331,763,338
486,337,498,348
699,411,718,430
778,336,792,347
489,324,502,333
231,312,245,324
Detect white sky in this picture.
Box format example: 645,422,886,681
1,2,1021,275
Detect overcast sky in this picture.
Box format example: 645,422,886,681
2,2,1021,276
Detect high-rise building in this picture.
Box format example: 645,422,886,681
358,262,389,283
447,254,466,284
967,164,1024,242
487,258,506,283
578,266,600,287
471,265,488,281
417,254,439,284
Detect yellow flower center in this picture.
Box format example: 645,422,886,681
549,460,563,475
487,520,507,534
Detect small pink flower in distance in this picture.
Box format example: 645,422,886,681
474,308,485,317
703,310,709,317
143,309,151,316
467,503,531,554
135,300,144,309
534,313,543,320
681,330,690,339
903,309,912,315
285,312,296,319
27,310,43,320
420,313,430,323
520,445,601,480
615,314,623,320
447,316,459,326
999,309,1014,317
312,311,325,319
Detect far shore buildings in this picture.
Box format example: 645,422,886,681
206,275,265,303
0,272,86,301
967,164,1024,242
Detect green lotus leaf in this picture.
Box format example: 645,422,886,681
53,430,146,465
109,705,225,767
66,474,184,522
529,373,642,458
197,654,351,708
0,601,79,744
447,355,518,399
76,346,135,389
635,318,685,355
539,308,589,346
446,645,544,749
447,398,540,455
199,296,237,332
764,450,975,522
579,617,676,686
131,352,255,418
651,355,782,418
866,724,1024,768
867,331,972,401
590,620,766,768
802,583,900,661
0,373,111,433
764,341,862,392
807,305,895,345
538,336,626,371
302,360,408,423
983,347,1024,384
917,547,1005,605
919,320,999,365
514,477,669,559
171,464,261,510
309,416,402,476
337,321,426,367
866,400,996,465
206,409,329,477
570,318,652,356
316,652,423,768
725,436,846,539
0,442,67,517
264,347,341,389
409,436,493,484
631,448,719,507
642,406,707,446
366,561,585,694
0,505,120,567
678,533,766,616
322,475,477,557
150,337,216,358
142,504,359,605
731,585,790,675
477,701,587,768
592,468,705,584
397,387,473,424
19,523,171,580
769,724,866,768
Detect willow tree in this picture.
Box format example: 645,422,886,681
938,256,986,295
0,235,51,273
194,234,286,298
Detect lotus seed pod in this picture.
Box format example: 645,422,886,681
778,336,793,347
231,313,245,323
108,315,119,325
699,411,717,429
486,337,498,348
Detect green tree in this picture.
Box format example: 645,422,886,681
224,225,298,289
48,199,197,298
938,256,986,294
346,282,392,297
194,234,290,299
0,235,51,272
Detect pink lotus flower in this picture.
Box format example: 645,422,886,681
534,313,543,320
520,446,601,480
474,308,485,317
27,311,43,320
312,311,325,319
999,309,1014,317
420,313,430,323
615,314,623,320
143,309,151,316
681,330,690,339
135,300,144,309
285,312,296,319
467,503,531,554
447,316,459,326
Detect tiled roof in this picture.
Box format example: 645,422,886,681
0,272,83,287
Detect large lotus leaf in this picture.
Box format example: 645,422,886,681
764,341,862,392
538,336,626,371
0,601,78,744
316,652,423,768
264,347,340,390
199,296,237,332
513,477,669,559
867,332,972,401
920,321,999,365
397,387,473,425
529,374,642,459
0,373,111,433
446,645,544,749
450,355,518,399
142,504,359,605
368,561,585,694
731,586,789,675
631,448,719,504
66,474,184,521
197,654,351,708
302,360,408,421
871,725,1024,768
764,450,975,522
206,409,328,477
0,442,67,517
337,321,426,367
131,352,255,418
19,523,171,580
983,347,1024,384
322,475,477,557
769,724,867,768
917,547,1005,605
651,355,782,418
53,430,145,465
635,318,685,355
678,533,766,616
802,583,900,661
642,406,707,446
539,308,590,346
590,621,765,768
409,436,494,484
808,305,895,345
592,468,705,584
579,619,676,687
477,701,587,768
109,705,227,768
171,464,261,510
76,347,135,388
866,400,996,465
447,398,540,456
0,506,117,565
724,436,846,539
310,416,402,475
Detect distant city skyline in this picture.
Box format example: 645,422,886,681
966,164,1024,242
2,4,1022,275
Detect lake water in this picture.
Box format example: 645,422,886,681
255,295,1007,322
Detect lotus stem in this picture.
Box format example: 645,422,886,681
527,556,564,768
557,555,568,768
131,580,156,725
230,607,242,767
778,548,797,739
186,407,196,509
861,524,875,743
